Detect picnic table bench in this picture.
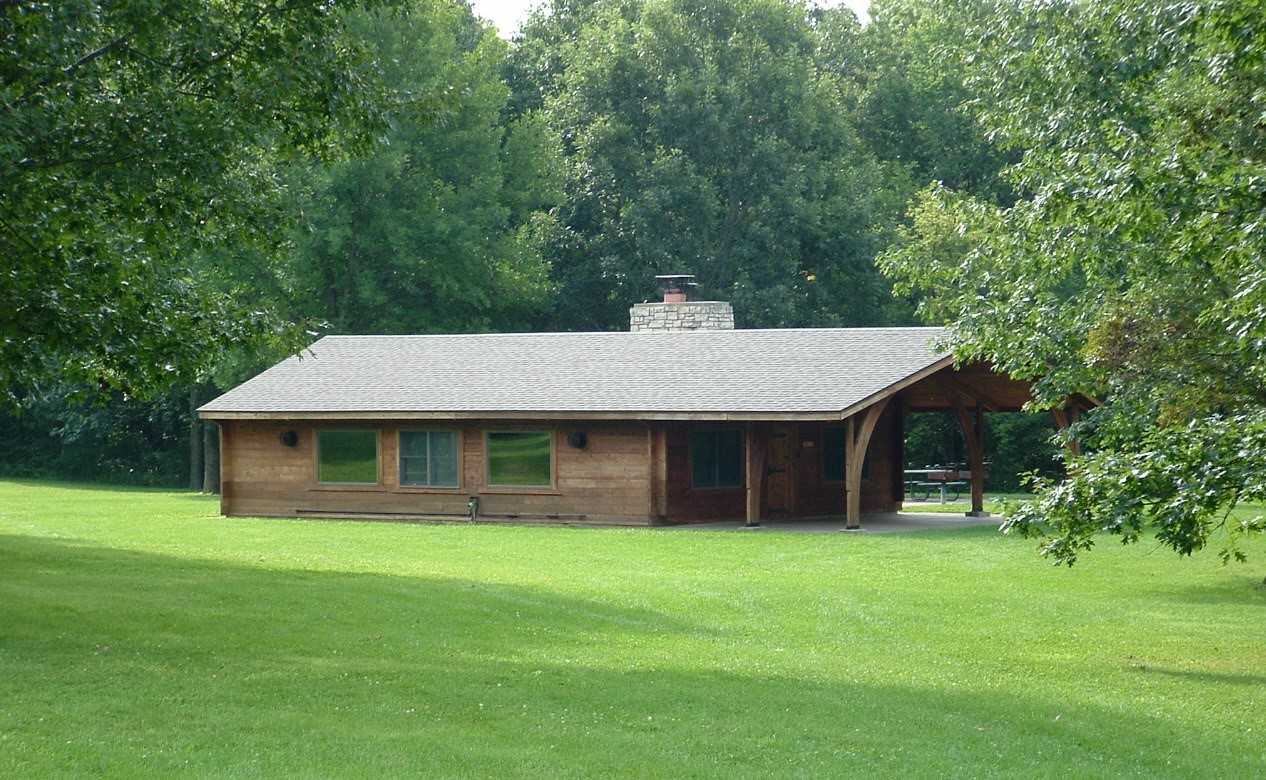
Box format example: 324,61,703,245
904,469,970,503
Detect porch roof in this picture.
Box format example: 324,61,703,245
200,327,963,421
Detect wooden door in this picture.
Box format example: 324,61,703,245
764,425,795,519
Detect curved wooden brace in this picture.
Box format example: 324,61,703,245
845,398,891,529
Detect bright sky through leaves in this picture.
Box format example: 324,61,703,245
471,0,871,36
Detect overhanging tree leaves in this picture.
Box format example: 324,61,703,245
880,0,1266,564
1,0,399,404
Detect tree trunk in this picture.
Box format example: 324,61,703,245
189,387,204,491
202,422,220,494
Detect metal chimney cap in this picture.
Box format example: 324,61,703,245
654,274,697,302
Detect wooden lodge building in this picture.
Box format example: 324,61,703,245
199,285,1043,529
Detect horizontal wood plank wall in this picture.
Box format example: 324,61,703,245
218,420,321,518
471,422,652,525
463,426,484,491
218,419,653,525
218,416,904,524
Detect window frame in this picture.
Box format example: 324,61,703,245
315,429,381,487
398,429,461,489
485,430,555,489
823,425,869,484
690,428,745,490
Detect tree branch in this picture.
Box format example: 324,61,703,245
3,28,140,116
0,211,44,256
62,30,137,79
177,0,331,90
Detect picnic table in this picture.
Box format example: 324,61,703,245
904,468,968,504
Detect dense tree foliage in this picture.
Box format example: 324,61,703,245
2,0,557,484
0,384,192,485
285,1,561,334
511,0,900,329
851,0,1056,480
881,0,1266,563
851,0,1015,204
0,0,406,404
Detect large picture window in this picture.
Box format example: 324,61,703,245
399,430,459,488
317,430,379,485
691,429,744,489
487,431,553,487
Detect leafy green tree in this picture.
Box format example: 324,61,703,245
881,0,1266,565
845,0,1022,327
850,0,1015,203
1,0,400,405
504,0,625,117
513,0,897,330
0,383,192,485
287,0,561,334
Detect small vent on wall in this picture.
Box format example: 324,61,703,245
280,431,299,447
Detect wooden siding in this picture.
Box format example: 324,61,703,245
218,420,655,526
782,406,903,520
650,414,903,525
861,404,904,514
792,423,845,519
218,412,905,526
660,425,747,522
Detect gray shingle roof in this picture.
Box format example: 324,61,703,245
198,327,949,420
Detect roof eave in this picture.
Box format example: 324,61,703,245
198,409,861,423
837,354,957,419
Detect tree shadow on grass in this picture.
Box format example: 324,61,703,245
1,534,1262,779
1147,576,1266,607
1134,666,1266,687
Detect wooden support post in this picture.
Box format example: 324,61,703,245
648,425,669,524
209,421,223,499
745,423,766,528
845,417,859,529
845,399,890,530
892,397,906,508
951,397,989,517
1050,406,1083,457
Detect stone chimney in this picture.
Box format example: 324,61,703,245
629,274,735,332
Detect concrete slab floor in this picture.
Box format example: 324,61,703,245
658,512,1003,534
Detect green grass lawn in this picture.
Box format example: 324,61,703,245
1,480,1263,779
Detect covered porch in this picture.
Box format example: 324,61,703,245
729,360,1088,530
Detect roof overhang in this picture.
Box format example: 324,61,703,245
200,409,880,423
837,354,958,419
